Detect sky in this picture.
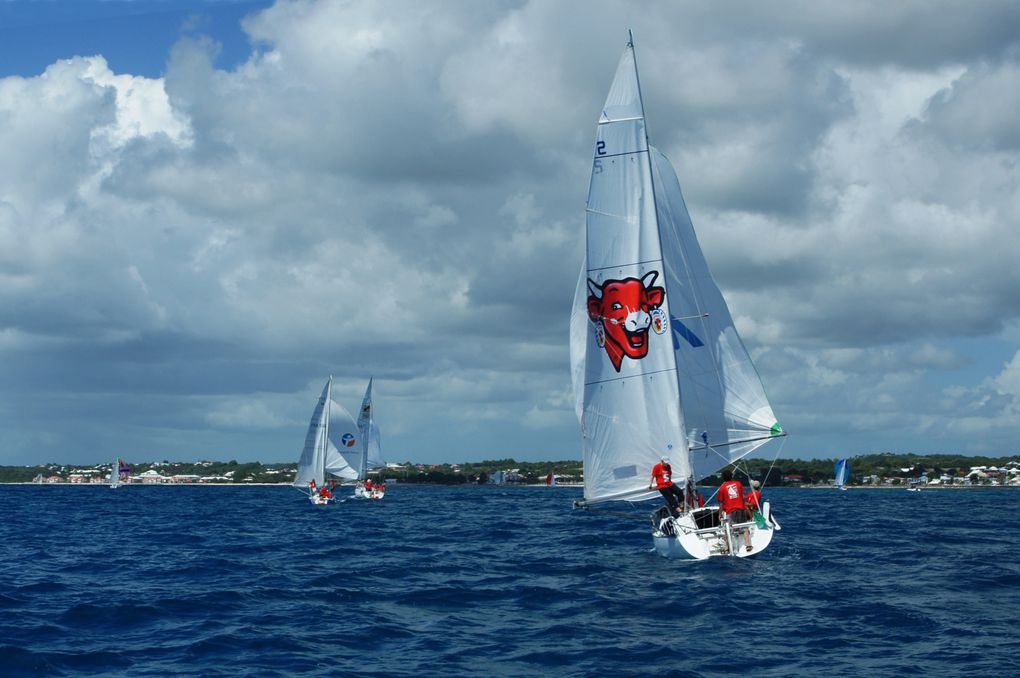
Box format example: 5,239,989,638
2,0,1020,467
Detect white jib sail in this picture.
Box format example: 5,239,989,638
649,147,782,482
571,39,688,505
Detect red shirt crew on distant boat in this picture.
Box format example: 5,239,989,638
365,479,373,491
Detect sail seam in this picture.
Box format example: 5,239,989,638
585,366,677,387
585,257,664,273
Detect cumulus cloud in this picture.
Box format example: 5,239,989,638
2,0,1020,465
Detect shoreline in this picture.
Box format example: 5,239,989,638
4,482,1014,489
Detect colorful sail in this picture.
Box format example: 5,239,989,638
571,35,783,506
293,377,359,490
571,39,687,505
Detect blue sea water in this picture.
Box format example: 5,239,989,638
1,484,1018,677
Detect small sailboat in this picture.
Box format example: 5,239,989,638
571,34,786,559
109,458,130,489
354,378,385,500
835,459,850,490
293,376,361,505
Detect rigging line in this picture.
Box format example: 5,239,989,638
585,257,665,273
585,366,677,387
759,434,788,495
588,148,647,161
690,432,788,452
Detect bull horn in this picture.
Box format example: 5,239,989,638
586,278,603,300
641,270,659,287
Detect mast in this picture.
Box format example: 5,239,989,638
576,33,689,505
628,33,694,479
323,375,332,485
361,378,371,481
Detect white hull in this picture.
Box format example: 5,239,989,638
308,493,335,505
652,501,778,559
354,486,385,500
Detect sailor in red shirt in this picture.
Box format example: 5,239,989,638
718,468,753,552
745,480,762,511
650,456,685,517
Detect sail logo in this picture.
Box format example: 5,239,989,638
650,308,668,335
586,271,665,372
341,433,357,448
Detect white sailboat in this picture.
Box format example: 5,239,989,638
354,378,385,500
835,459,850,490
293,376,361,505
570,34,786,559
109,458,129,489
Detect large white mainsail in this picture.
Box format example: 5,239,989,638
571,35,783,511
293,377,360,492
571,38,687,506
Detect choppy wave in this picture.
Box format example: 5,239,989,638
1,484,1017,676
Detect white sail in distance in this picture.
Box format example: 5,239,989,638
293,378,360,490
356,378,383,477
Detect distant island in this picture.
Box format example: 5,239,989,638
3,452,1019,487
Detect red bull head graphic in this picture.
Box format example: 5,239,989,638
587,270,665,372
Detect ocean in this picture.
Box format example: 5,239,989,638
1,484,1017,677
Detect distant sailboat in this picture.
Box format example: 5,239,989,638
835,459,850,490
109,458,130,489
293,376,361,505
354,378,385,500
570,34,785,559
